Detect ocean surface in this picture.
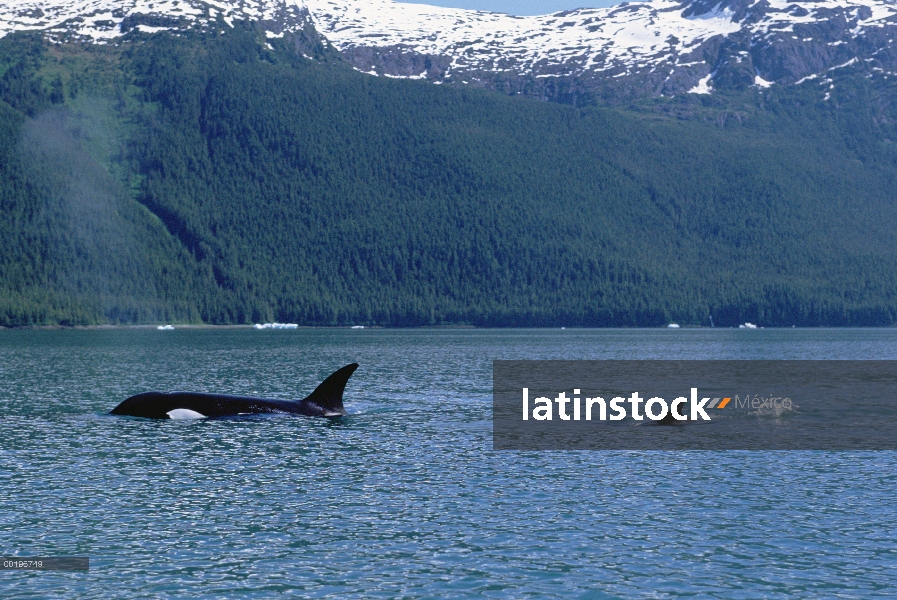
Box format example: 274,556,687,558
1,327,896,598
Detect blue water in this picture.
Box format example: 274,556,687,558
1,328,896,598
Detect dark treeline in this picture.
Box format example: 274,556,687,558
1,24,897,327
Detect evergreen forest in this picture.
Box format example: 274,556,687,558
1,23,897,327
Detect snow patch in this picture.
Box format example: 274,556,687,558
829,57,858,70
688,73,713,94
0,0,895,96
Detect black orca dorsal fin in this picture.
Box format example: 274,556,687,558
302,363,359,414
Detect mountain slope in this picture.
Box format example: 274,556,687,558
2,0,897,104
1,25,897,326
305,0,897,102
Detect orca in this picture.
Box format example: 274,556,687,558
111,363,358,419
647,411,687,426
637,409,687,427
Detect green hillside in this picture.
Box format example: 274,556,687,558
1,23,896,327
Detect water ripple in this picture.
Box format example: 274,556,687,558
1,329,896,597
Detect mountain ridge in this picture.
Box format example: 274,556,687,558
1,0,896,104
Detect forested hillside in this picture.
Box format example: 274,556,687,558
2,23,897,327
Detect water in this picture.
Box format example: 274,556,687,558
1,328,896,598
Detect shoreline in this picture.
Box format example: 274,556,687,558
2,324,896,331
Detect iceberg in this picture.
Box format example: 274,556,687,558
254,323,298,329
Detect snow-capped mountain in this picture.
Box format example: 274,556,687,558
2,0,896,102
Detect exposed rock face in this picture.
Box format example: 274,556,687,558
340,45,451,81
1,0,897,103
301,0,897,102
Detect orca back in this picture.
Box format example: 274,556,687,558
110,363,360,419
